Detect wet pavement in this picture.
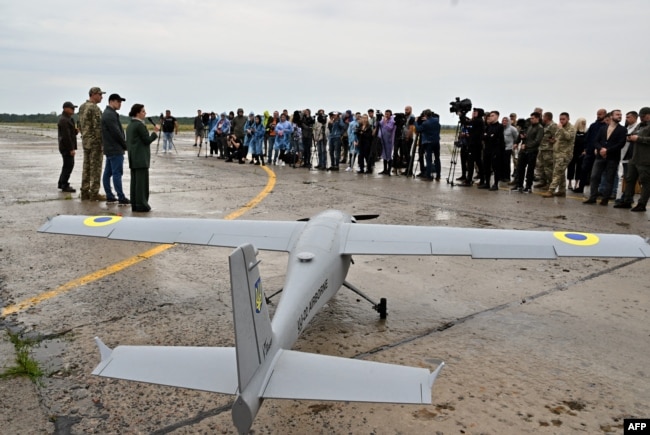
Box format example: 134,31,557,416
0,124,648,434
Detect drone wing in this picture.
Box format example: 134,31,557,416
38,215,305,252
341,224,650,259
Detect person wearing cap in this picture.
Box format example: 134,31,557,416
101,93,130,206
57,101,79,193
78,86,106,200
614,106,650,212
231,108,248,161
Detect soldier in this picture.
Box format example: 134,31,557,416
541,112,575,198
534,112,558,190
78,86,106,201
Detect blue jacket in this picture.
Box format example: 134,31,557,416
243,118,255,146
329,118,346,139
251,121,265,148
274,120,293,149
415,116,440,144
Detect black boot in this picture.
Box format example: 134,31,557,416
387,160,392,176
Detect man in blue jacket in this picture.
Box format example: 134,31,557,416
415,109,441,181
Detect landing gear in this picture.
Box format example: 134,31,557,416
343,281,387,319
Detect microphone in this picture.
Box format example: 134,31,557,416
147,117,157,126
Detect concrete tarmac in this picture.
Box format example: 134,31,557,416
0,125,648,434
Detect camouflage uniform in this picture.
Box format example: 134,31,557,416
536,121,558,187
79,99,103,199
546,122,576,194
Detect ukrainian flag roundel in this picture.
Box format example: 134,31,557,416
83,216,123,227
553,231,599,246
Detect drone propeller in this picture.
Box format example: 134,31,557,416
297,214,379,222
352,214,379,221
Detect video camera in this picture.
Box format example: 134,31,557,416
449,97,472,114
393,112,407,129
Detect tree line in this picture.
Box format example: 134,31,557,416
0,113,196,125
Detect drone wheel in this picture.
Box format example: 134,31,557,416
378,298,387,319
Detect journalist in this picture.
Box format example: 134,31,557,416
415,110,441,181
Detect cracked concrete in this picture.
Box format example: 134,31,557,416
1,124,649,434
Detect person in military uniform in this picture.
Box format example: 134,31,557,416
541,112,576,198
57,101,79,193
78,86,106,200
534,112,558,190
126,104,159,212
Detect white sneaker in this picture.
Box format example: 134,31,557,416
345,167,352,172
281,161,285,166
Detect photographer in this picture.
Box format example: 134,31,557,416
415,110,441,181
327,111,346,171
458,108,485,186
511,112,544,192
301,109,315,168
225,134,244,164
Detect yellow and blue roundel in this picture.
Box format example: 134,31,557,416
83,216,123,227
553,231,599,246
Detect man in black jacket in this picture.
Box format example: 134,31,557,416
57,101,78,192
101,93,130,205
459,108,485,186
480,110,505,190
583,110,627,206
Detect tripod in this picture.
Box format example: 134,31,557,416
445,119,463,186
405,133,421,178
155,117,179,155
198,128,209,157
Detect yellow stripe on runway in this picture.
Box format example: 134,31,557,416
1,166,276,317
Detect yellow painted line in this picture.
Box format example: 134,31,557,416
2,166,276,317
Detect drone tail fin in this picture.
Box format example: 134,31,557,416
229,243,274,393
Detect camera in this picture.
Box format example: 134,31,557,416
393,112,407,129
449,97,472,114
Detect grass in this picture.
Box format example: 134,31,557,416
0,330,43,384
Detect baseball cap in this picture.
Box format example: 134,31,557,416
109,93,126,102
639,107,650,116
62,101,77,109
89,87,106,96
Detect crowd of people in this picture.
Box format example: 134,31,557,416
57,90,650,214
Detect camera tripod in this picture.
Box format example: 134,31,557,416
445,118,464,186
405,133,421,178
198,128,209,158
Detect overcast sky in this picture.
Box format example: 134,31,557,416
1,0,648,125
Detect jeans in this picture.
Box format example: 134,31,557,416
328,136,342,168
163,132,174,152
316,138,327,168
267,136,276,163
589,158,618,200
423,142,441,179
103,154,126,200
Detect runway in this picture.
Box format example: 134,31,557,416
0,125,648,434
